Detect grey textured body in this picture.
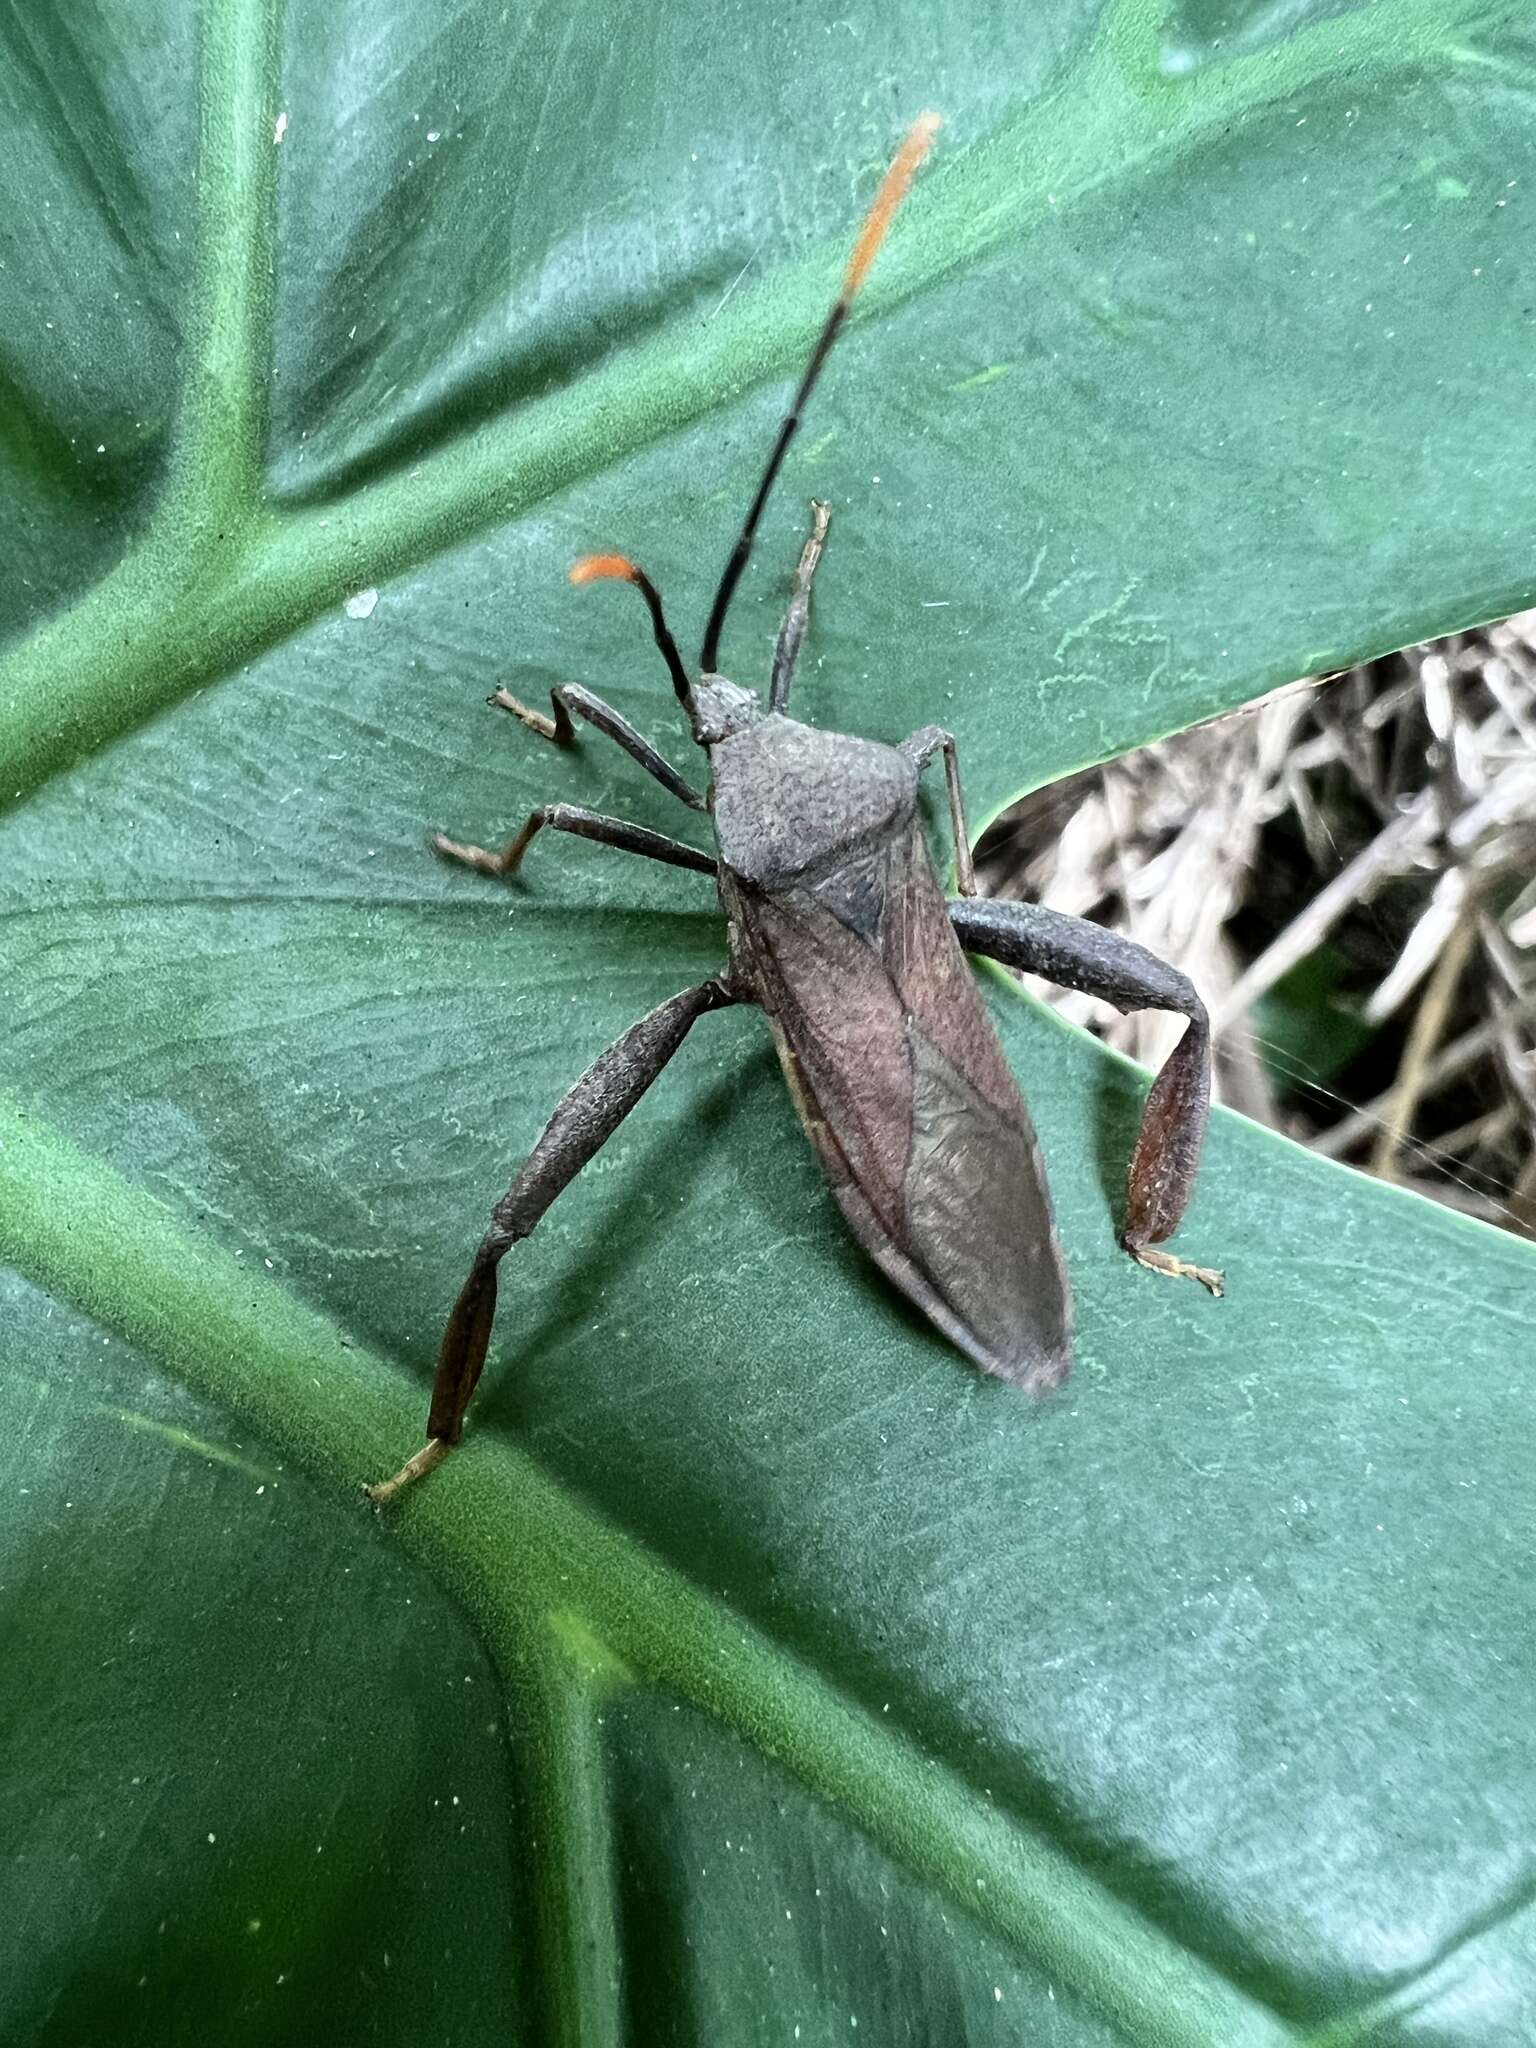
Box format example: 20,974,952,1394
712,714,1073,1390
371,119,1231,1507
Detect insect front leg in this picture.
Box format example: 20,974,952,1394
489,682,705,811
431,803,716,881
901,726,977,896
948,897,1223,1296
366,975,741,1502
769,500,831,711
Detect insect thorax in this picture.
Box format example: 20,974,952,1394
709,714,918,887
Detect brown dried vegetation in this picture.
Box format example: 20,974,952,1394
980,616,1536,1238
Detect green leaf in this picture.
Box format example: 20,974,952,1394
3,2,1534,2044
1253,947,1376,1091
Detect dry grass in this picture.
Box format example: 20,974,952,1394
978,616,1536,1237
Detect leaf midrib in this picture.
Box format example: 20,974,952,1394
0,1088,1296,2048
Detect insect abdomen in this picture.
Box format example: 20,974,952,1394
726,820,1073,1390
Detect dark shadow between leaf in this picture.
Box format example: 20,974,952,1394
606,1727,706,2048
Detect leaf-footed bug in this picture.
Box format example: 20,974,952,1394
368,115,1220,1503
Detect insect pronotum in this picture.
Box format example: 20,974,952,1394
367,114,1221,1503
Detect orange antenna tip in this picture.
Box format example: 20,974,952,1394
569,553,639,586
842,111,942,299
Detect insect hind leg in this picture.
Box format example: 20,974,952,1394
948,896,1223,1295
366,975,740,1502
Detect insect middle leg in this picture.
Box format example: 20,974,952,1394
431,803,716,881
902,726,977,897
769,500,831,711
948,897,1222,1295
366,974,741,1502
489,682,705,811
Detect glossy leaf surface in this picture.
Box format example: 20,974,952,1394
3,2,1535,2042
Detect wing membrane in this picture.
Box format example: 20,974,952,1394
736,821,1072,1389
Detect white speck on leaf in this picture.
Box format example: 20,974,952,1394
345,589,379,620
273,111,288,144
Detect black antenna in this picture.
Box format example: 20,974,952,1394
698,113,940,676
569,554,694,709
